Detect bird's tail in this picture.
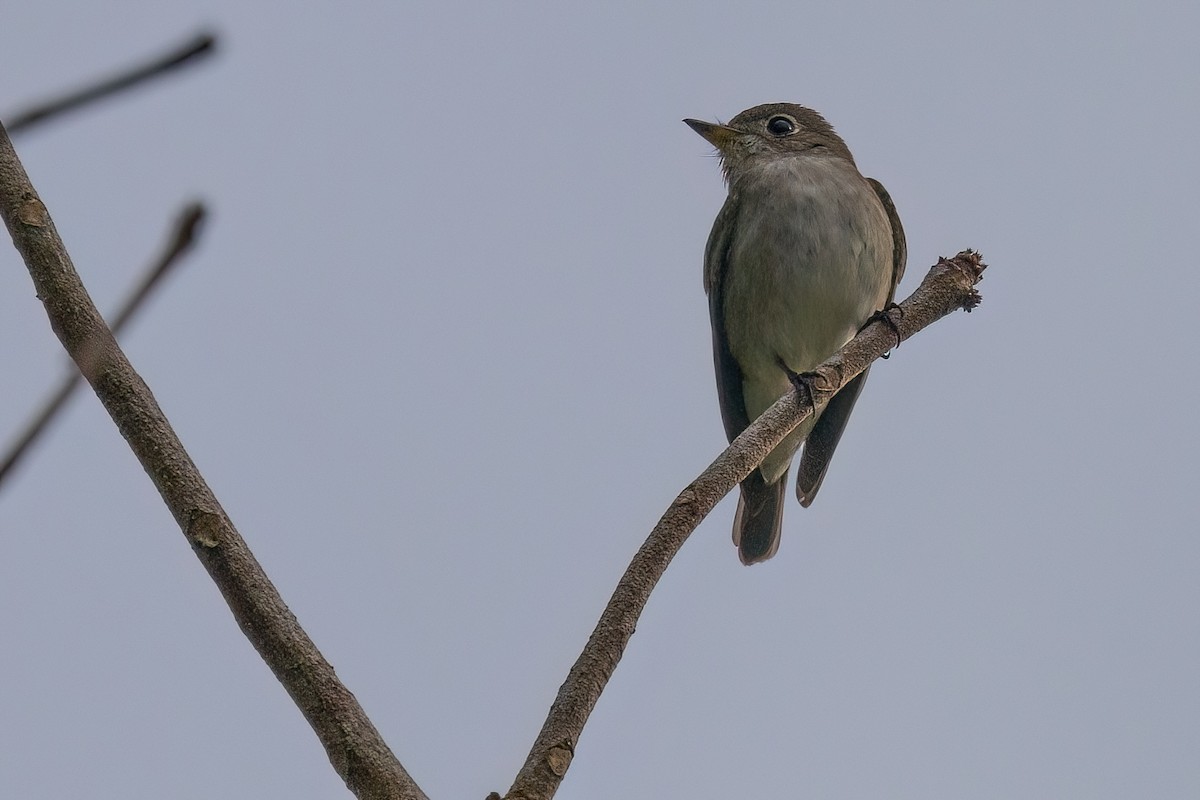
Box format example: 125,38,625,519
732,468,787,565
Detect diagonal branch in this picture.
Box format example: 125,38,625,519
502,250,987,800
5,31,216,135
0,124,427,800
0,201,205,489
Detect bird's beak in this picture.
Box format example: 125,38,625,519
684,118,739,151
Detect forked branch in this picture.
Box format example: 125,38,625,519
0,202,205,488
1,81,986,800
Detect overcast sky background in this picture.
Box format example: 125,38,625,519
2,2,1198,798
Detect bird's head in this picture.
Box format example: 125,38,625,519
684,103,855,181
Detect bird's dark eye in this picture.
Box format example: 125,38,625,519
766,116,796,136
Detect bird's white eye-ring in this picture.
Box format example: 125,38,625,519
766,116,797,136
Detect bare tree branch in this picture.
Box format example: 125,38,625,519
0,123,427,800
5,31,216,135
503,250,987,800
0,202,205,489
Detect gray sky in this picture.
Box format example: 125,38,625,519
2,2,1198,797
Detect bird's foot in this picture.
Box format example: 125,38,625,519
862,302,904,355
785,368,821,411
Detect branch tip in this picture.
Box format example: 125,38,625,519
5,29,220,134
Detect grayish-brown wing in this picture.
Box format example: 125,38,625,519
796,177,906,506
705,195,788,562
704,195,750,445
867,177,906,302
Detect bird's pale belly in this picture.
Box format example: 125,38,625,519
723,213,891,421
721,165,893,482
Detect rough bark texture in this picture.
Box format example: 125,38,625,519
0,123,427,800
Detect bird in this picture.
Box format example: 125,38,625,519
684,103,906,564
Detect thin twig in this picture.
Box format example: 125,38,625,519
503,251,987,800
0,123,427,800
0,202,205,489
5,31,216,135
